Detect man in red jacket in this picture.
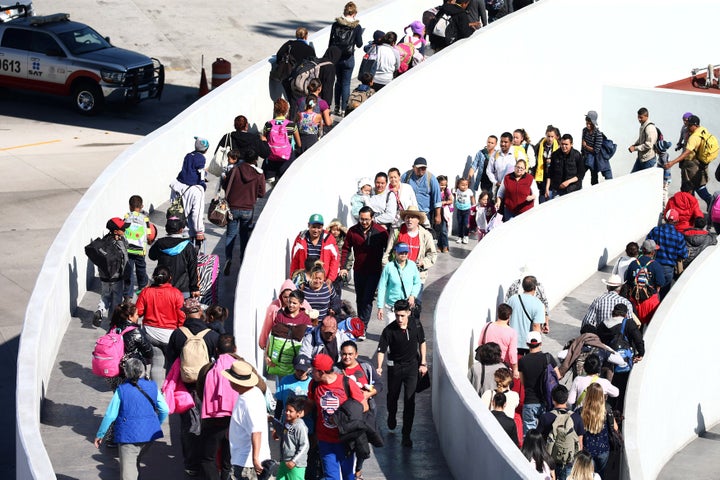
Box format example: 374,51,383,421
290,213,339,284
340,206,389,327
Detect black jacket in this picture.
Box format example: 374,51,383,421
216,130,270,160
165,317,220,376
548,148,584,193
597,318,645,357
148,236,199,294
111,319,153,364
429,3,474,51
276,39,317,68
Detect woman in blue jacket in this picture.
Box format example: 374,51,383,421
377,242,420,325
95,357,169,480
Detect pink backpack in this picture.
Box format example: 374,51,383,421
396,42,415,74
92,325,136,377
712,196,720,223
267,119,292,161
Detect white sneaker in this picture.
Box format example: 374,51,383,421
455,237,463,244
462,237,469,244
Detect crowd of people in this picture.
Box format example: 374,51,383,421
79,0,720,477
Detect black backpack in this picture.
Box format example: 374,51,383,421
85,236,125,282
270,43,296,82
329,23,355,57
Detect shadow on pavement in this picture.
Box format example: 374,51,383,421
0,83,198,136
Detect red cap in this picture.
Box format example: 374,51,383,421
312,353,334,372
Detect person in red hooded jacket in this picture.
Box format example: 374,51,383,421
290,214,339,284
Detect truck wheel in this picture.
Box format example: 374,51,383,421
72,82,103,115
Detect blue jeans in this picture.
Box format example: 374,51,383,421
98,280,124,319
123,253,148,297
592,450,610,476
225,209,253,262
555,462,573,480
438,217,449,249
456,209,470,238
334,56,355,111
318,440,355,480
631,156,656,173
522,403,544,435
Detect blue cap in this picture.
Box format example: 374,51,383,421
395,242,410,253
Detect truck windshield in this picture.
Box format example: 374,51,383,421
57,26,110,55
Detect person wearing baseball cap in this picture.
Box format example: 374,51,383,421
376,242,421,325
91,218,131,326
401,157,443,230
623,237,668,324
646,208,688,297
289,213,340,286
518,331,559,434
665,114,715,208
307,353,364,479
274,354,312,419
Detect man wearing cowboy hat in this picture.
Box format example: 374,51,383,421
581,273,634,330
382,206,437,292
223,360,271,479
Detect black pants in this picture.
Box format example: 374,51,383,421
200,417,232,480
387,361,419,435
353,271,381,326
180,407,201,472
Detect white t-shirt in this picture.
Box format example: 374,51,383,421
229,386,271,468
455,188,474,211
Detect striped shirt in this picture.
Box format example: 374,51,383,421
302,283,335,320
581,291,633,328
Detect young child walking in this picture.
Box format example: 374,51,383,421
123,195,152,299
475,191,497,241
273,396,309,480
454,178,475,244
437,175,453,252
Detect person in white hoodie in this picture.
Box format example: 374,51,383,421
372,32,401,91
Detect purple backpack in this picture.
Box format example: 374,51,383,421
267,119,292,161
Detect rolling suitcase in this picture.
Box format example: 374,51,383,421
197,249,220,306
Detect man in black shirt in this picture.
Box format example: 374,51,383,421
376,300,427,447
518,331,560,436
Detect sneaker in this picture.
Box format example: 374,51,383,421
357,335,366,341
184,469,200,477
135,287,145,296
387,416,397,431
442,247,449,253
455,237,463,244
462,236,469,244
223,259,232,276
92,310,102,327
401,435,413,448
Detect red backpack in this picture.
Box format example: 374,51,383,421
92,326,136,377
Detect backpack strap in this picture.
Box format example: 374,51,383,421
180,326,210,340
133,382,159,414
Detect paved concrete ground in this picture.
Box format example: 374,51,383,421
659,423,720,480
1,0,387,476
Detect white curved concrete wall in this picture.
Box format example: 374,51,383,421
623,245,720,480
433,169,662,478
15,0,438,477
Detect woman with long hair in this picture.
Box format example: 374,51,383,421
136,266,185,384
568,450,601,480
107,302,153,387
579,383,616,476
262,97,301,181
296,94,322,153
521,428,555,479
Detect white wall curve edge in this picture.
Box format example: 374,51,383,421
15,0,438,477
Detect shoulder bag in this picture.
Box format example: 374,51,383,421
208,133,232,177
208,166,237,227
